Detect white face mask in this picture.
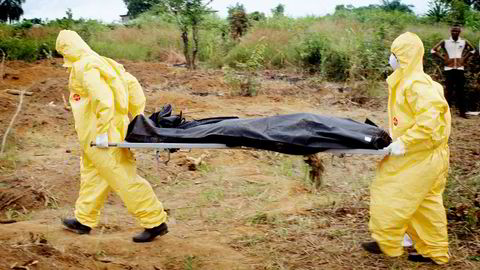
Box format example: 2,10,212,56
389,54,398,70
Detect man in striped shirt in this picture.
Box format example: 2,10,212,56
431,25,475,119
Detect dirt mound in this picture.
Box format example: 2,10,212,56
121,61,171,87
1,60,66,89
0,230,96,270
0,182,57,215
0,221,251,270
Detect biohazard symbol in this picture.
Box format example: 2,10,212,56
393,117,398,126
73,94,81,101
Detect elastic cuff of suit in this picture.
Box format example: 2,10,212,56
371,235,404,257
74,212,98,228
139,212,168,229
379,245,404,257
414,249,449,265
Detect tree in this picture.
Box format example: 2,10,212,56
427,0,451,22
448,0,470,24
25,18,43,24
335,5,356,11
441,0,480,10
271,4,285,17
248,11,266,22
0,0,26,23
123,0,161,18
160,0,214,69
66,8,73,20
380,0,414,13
227,3,249,40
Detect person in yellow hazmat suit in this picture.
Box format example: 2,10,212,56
56,30,168,243
362,32,451,264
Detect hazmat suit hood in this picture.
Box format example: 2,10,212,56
56,30,130,116
386,32,424,88
56,30,96,67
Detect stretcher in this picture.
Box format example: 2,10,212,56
90,142,388,164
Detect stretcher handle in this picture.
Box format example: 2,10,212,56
90,142,119,147
90,142,172,165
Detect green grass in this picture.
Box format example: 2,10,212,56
2,9,480,104
200,188,224,204
90,41,152,61
183,255,198,270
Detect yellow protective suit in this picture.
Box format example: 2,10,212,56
56,30,167,228
369,32,451,264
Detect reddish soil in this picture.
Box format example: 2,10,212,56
0,59,478,269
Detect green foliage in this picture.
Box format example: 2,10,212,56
13,19,33,30
465,9,480,30
254,15,304,30
432,0,480,25
227,3,249,39
441,0,480,11
271,4,285,17
248,212,277,225
156,0,214,69
334,6,418,25
66,8,73,20
74,20,109,43
89,41,151,61
223,67,259,97
0,1,479,107
183,255,199,270
449,0,470,24
249,11,266,22
160,0,213,29
126,12,176,27
196,14,230,65
240,42,265,71
0,0,26,23
44,9,84,30
427,0,451,22
380,0,414,13
296,33,349,80
0,37,41,61
297,34,326,67
123,0,161,18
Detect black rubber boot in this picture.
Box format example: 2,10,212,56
408,253,435,263
361,241,383,254
132,223,168,243
62,218,91,234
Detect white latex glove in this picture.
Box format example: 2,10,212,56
384,139,405,156
95,133,109,148
403,234,413,247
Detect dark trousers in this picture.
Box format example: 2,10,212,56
444,69,466,115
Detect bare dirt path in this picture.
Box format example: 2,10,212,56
0,60,478,269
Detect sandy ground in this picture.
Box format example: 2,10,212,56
0,59,479,270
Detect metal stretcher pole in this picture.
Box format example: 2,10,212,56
90,142,388,155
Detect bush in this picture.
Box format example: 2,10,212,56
296,33,350,81
465,10,480,31
223,67,259,97
14,20,34,30
90,40,151,61
73,20,109,43
0,38,41,61
0,7,478,109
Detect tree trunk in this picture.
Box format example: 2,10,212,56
181,30,191,69
192,21,199,70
